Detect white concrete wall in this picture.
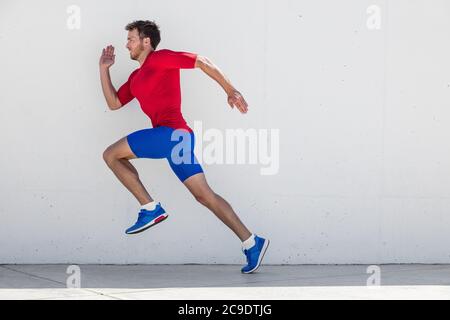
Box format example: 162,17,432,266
1,0,450,264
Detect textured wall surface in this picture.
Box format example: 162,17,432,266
1,0,450,264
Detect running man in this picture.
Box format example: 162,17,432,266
99,20,269,273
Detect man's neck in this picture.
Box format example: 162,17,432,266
138,49,154,66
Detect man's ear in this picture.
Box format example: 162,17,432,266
144,37,152,48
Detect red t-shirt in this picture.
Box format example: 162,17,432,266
117,49,197,132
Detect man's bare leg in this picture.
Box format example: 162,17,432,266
183,173,252,242
103,137,153,205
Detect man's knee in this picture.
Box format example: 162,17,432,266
102,147,117,166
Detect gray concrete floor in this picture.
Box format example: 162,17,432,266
1,264,450,299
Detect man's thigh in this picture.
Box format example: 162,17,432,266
126,127,173,159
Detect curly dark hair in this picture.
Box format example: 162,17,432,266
125,20,161,50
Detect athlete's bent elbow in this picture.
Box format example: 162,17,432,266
195,55,211,69
108,100,123,110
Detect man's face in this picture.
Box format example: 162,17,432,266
126,29,148,60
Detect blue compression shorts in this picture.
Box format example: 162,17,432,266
126,126,204,182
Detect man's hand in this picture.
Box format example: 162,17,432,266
227,90,248,114
99,45,115,69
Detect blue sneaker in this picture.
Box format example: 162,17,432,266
241,235,270,274
125,203,168,235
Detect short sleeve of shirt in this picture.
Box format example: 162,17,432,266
117,70,137,106
158,49,198,69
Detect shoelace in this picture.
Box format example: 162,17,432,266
135,210,147,222
137,207,159,220
243,249,250,263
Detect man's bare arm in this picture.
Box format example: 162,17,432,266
195,55,248,114
99,45,122,110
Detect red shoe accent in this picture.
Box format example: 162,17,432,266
154,215,166,224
